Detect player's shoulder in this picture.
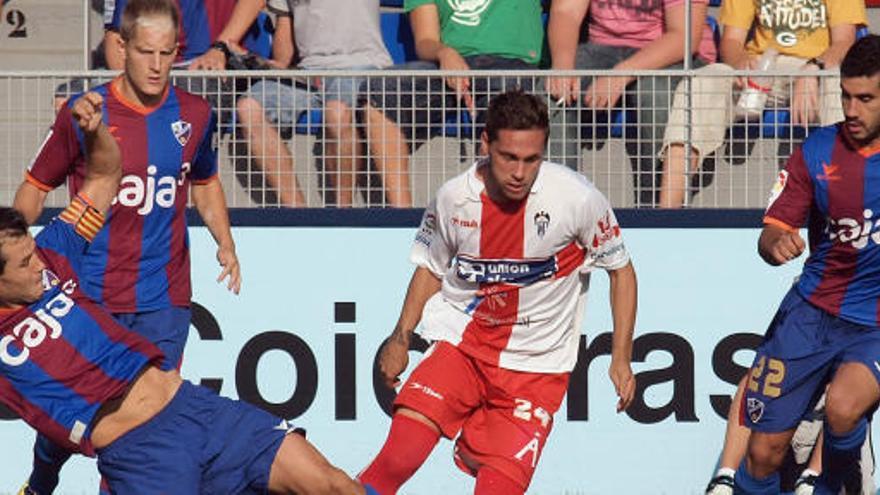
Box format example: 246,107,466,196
537,160,604,200
433,163,479,205
171,86,213,116
802,123,841,151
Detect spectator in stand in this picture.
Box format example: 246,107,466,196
548,0,717,207
360,0,546,207
235,0,392,207
657,0,866,208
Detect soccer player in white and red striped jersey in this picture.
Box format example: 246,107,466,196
359,89,638,495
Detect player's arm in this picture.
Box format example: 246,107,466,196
12,182,49,225
607,261,637,412
191,178,241,294
72,92,122,215
379,266,442,389
758,222,805,266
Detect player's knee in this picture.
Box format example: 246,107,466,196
824,390,864,434
314,466,361,495
747,436,788,473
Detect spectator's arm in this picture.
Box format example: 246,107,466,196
270,14,295,68
613,2,708,77
548,0,589,70
410,3,461,66
104,30,125,71
718,24,750,69
215,0,266,51
816,23,857,68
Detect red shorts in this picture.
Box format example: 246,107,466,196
394,341,570,490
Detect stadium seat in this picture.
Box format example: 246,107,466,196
380,12,417,65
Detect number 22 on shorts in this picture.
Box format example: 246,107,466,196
747,356,786,398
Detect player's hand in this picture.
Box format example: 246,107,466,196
216,245,241,294
189,47,226,71
769,229,806,265
71,92,105,134
791,67,819,127
584,75,629,110
548,75,580,106
609,358,635,413
378,330,410,389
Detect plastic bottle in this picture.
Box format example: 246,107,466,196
735,48,778,121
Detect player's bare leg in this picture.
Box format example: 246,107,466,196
816,362,880,493
267,433,366,495
706,375,749,494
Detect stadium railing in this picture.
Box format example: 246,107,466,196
0,68,840,210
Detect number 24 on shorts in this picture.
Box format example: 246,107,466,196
748,356,786,398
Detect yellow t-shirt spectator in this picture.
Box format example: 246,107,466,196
719,0,867,59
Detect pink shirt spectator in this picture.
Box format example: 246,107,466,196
588,0,717,62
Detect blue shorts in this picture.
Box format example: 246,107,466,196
114,307,191,371
245,66,378,126
97,381,290,494
744,288,880,432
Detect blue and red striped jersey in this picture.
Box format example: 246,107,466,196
27,78,218,313
765,124,880,326
104,0,272,62
0,217,164,456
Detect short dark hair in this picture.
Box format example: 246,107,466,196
484,89,549,143
841,34,880,80
0,208,30,276
119,0,180,42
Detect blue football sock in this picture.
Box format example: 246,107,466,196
815,418,867,495
363,483,380,495
733,459,779,495
28,434,72,494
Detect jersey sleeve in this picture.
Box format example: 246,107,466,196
27,103,82,192
764,146,813,231
36,196,106,273
579,189,630,271
191,110,219,183
410,198,453,277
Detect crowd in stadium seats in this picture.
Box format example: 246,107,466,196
83,0,871,209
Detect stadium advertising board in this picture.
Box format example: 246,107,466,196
0,226,862,494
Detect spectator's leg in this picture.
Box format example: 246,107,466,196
323,100,357,207
659,64,735,208
364,103,413,207
236,95,306,207
628,71,676,207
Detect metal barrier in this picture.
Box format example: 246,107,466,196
0,68,840,209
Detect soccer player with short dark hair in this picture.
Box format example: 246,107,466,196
736,34,880,494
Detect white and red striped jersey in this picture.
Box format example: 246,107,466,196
411,160,630,373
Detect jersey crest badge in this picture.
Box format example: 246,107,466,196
534,211,550,238
41,269,60,291
171,120,192,147
746,397,765,423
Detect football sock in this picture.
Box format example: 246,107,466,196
29,434,72,494
474,466,524,495
358,414,440,494
733,459,779,495
815,418,867,495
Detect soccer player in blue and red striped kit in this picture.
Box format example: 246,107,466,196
12,0,240,492
735,34,880,494
0,90,376,494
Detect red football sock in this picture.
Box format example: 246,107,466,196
474,466,524,495
359,414,440,494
